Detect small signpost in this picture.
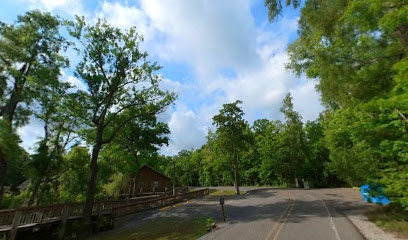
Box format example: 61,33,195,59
219,197,226,222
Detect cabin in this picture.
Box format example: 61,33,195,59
135,165,171,194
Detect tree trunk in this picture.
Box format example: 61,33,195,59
28,179,41,206
233,158,240,195
0,147,7,207
81,143,101,238
0,72,27,123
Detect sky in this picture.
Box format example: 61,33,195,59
1,0,324,155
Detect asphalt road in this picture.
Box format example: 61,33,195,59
93,187,368,240
199,188,365,240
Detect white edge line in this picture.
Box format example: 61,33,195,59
322,199,341,240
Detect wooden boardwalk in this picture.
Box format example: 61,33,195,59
0,189,209,240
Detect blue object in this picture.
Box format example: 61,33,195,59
360,183,390,205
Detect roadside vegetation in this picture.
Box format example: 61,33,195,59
209,189,242,196
366,205,408,238
0,0,407,238
93,216,215,240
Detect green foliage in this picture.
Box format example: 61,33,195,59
59,146,90,202
0,10,69,206
366,205,408,237
0,119,27,207
286,0,408,209
0,10,69,125
212,100,250,194
265,0,301,22
167,96,333,188
1,192,26,208
304,119,334,187
103,114,170,176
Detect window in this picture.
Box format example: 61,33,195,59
153,181,159,188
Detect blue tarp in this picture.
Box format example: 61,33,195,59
360,183,391,205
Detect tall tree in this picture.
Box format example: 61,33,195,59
66,17,176,235
304,119,331,187
0,120,24,207
0,11,68,205
254,119,284,185
284,0,408,207
27,88,78,206
279,93,307,185
212,100,249,195
105,114,170,175
286,0,405,108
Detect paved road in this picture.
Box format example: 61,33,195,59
93,188,368,240
199,188,365,240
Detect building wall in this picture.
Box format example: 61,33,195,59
136,167,171,193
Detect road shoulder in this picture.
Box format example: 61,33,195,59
344,209,406,240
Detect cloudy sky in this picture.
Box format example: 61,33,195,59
1,0,323,155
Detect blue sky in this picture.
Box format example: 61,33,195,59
2,0,323,155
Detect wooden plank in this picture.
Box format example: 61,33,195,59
58,205,70,240
8,211,21,240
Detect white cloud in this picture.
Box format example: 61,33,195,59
60,71,87,92
10,0,324,155
17,117,44,153
290,79,323,122
23,0,85,17
161,106,207,156
93,1,154,41
140,0,260,75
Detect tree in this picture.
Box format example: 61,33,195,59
278,93,307,185
66,17,176,235
254,119,284,185
212,100,249,195
26,77,77,206
286,0,406,109
0,11,68,205
0,120,25,207
105,114,170,176
304,119,332,187
58,146,90,202
285,0,408,208
265,0,301,21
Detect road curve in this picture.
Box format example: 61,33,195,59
199,189,364,240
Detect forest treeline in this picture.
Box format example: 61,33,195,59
164,0,408,211
0,0,407,229
0,12,177,235
160,95,339,192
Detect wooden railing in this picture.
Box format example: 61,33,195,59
0,189,209,239
185,188,209,199
0,195,161,232
112,188,210,218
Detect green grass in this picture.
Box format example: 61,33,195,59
366,205,408,238
209,189,242,196
95,216,215,240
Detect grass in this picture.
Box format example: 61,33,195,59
366,205,408,238
96,216,215,240
209,189,243,196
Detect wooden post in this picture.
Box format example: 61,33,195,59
9,211,22,240
219,197,226,222
221,204,226,222
172,160,176,196
58,204,70,240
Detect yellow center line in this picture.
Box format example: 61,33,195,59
266,191,296,240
